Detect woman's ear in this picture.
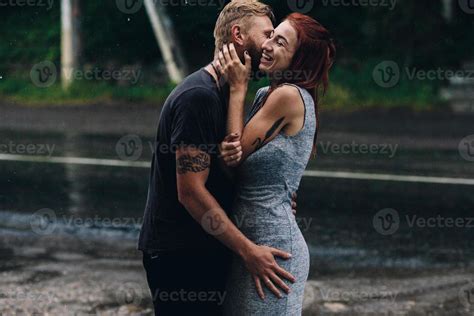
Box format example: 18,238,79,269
231,24,244,46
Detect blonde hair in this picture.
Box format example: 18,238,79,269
213,0,274,55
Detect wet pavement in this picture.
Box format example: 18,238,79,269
1,105,474,315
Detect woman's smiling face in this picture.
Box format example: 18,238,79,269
259,20,299,75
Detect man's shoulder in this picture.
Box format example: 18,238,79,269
171,69,220,104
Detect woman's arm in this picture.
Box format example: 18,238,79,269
220,85,304,167
217,45,304,167
215,44,250,167
216,44,251,136
238,85,303,162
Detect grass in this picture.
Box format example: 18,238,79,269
323,61,442,111
0,61,443,110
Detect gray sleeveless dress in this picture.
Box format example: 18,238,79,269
224,84,316,315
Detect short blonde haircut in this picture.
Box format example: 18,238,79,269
213,0,274,55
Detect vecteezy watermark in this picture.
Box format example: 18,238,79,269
3,288,56,304
30,208,57,235
406,215,474,229
115,134,221,161
372,61,400,88
201,208,227,236
152,289,227,305
319,0,396,10
318,141,398,158
458,0,474,14
114,282,146,306
31,62,141,87
62,215,143,229
373,208,474,236
62,68,141,85
317,287,398,303
287,0,314,13
116,0,143,14
459,282,474,309
373,60,474,88
0,0,54,10
373,208,400,235
29,208,143,236
459,135,474,162
0,141,55,157
158,0,227,9
116,134,143,161
116,0,228,14
233,214,313,232
30,61,57,88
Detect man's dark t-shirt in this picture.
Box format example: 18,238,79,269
138,68,234,252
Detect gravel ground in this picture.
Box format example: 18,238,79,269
1,103,474,315
1,231,474,316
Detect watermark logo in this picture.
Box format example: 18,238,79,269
116,0,143,14
406,215,474,229
152,288,226,305
30,208,57,235
5,288,56,304
233,214,313,232
459,0,474,14
459,282,474,309
287,0,314,13
114,281,145,306
318,141,398,158
374,60,474,88
319,0,396,10
62,67,141,85
158,0,227,9
317,287,398,302
116,134,143,161
373,61,400,88
0,0,54,10
30,61,57,88
0,141,55,157
459,135,474,162
373,208,399,235
201,208,227,236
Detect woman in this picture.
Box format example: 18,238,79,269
216,13,335,315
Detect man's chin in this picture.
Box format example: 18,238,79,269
251,68,267,81
251,59,262,73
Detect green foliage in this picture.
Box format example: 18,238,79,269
0,0,472,108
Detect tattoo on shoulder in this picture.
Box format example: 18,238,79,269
176,152,210,174
252,117,285,150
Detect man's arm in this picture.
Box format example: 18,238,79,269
176,146,295,299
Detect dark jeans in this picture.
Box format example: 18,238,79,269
142,248,231,316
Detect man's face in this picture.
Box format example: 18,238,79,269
241,16,274,72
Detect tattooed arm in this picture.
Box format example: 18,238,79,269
221,85,305,166
176,146,296,299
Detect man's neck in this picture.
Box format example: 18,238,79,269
205,62,227,89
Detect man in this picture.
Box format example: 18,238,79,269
138,1,296,314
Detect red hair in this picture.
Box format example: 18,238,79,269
270,13,336,155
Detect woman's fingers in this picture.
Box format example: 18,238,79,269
224,132,240,142
229,43,239,61
223,44,232,63
269,247,292,260
223,152,242,163
218,51,226,70
269,272,290,294
253,275,265,300
214,59,223,75
224,146,242,156
262,276,282,298
244,50,252,73
221,141,241,151
274,265,296,284
220,140,242,165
